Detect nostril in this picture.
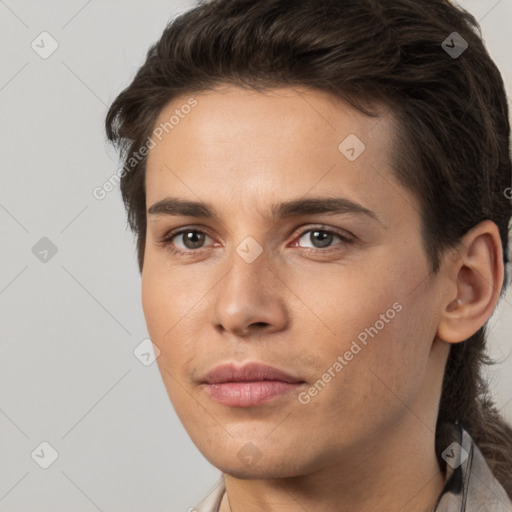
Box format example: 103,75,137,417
251,322,269,328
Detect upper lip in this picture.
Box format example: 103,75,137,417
201,362,304,384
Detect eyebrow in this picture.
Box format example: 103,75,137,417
147,196,381,224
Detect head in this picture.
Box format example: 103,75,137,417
105,0,512,495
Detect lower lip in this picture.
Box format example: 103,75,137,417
204,381,302,407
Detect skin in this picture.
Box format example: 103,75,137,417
142,85,504,512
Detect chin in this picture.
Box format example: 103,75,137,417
214,462,296,480
202,447,312,480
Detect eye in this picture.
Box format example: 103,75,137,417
294,227,353,250
160,228,214,253
158,225,354,256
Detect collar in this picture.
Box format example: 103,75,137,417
433,421,512,511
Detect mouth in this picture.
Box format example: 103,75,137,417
200,361,306,407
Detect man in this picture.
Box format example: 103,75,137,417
105,0,512,510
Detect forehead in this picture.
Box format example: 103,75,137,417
144,85,415,227
148,85,392,166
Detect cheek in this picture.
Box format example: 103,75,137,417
141,267,188,377
141,263,210,385
346,286,437,413
142,271,199,418
287,259,401,350
296,253,434,403
141,259,202,340
141,269,167,341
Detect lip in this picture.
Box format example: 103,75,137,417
202,361,304,384
201,362,305,407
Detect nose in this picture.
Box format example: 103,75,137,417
213,247,289,338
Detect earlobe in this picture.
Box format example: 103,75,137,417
436,220,504,344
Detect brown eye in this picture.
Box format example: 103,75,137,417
161,229,214,253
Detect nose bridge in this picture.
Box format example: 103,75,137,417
220,203,275,284
222,237,273,303
213,234,288,335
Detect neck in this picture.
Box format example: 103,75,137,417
219,418,446,512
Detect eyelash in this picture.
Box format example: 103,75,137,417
158,225,354,256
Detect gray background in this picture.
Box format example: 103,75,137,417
1,1,511,510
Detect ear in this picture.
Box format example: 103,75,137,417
436,220,505,344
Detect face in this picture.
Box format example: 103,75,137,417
142,85,448,478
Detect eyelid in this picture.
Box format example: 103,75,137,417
290,225,355,253
291,224,354,241
158,224,355,254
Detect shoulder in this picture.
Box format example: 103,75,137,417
435,422,512,512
